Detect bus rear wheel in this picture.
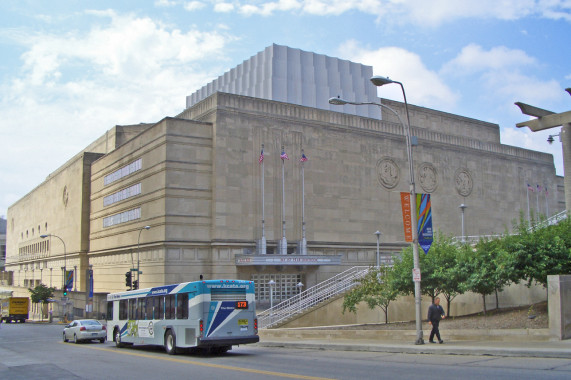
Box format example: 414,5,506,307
164,330,178,355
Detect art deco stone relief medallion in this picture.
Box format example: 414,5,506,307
377,158,400,189
419,163,438,193
455,168,473,197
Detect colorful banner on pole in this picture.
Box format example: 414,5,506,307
400,192,434,253
65,270,74,290
416,193,433,254
400,192,413,242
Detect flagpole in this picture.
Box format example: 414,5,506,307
300,149,307,255
260,144,266,254
545,187,549,218
526,182,530,222
281,145,287,255
536,185,540,216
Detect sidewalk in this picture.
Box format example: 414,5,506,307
258,328,571,359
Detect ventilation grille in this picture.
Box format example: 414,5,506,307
211,288,246,301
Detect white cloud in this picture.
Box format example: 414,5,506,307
0,10,236,215
338,40,459,110
214,2,235,12
197,0,571,24
184,1,206,11
155,0,180,7
442,44,536,75
442,44,563,107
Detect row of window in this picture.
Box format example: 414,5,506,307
20,222,48,240
110,294,190,321
19,240,49,255
103,183,142,207
103,208,141,228
104,158,142,186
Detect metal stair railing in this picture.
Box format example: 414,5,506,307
258,265,374,329
452,210,568,244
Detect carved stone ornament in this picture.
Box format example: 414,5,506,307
419,162,438,193
377,158,400,189
455,168,473,197
62,186,69,207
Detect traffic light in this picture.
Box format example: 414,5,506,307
133,280,138,290
125,271,132,288
62,286,67,297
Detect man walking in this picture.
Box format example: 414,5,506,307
428,296,446,343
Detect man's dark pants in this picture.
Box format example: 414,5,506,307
429,320,441,342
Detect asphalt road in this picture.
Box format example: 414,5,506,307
1,323,570,379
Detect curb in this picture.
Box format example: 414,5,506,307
257,340,571,359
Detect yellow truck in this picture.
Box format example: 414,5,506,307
1,297,30,323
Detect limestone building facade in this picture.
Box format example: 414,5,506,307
2,46,565,311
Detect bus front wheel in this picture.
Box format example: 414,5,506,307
165,330,178,355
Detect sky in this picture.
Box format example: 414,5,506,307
1,0,570,218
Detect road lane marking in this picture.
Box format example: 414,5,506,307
59,342,334,380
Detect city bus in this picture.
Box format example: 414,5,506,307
106,279,259,354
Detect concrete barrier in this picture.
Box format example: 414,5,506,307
259,327,550,343
548,274,571,340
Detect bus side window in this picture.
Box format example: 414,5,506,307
119,300,128,320
146,297,154,320
107,301,113,320
157,296,164,320
129,299,136,320
137,298,146,320
176,293,188,319
165,295,175,319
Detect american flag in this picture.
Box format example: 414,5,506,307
527,183,534,192
280,150,289,160
259,148,264,164
537,184,542,192
300,153,308,162
545,186,549,196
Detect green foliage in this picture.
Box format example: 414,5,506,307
431,233,467,316
507,214,571,287
28,284,55,304
344,214,570,322
389,248,415,296
342,265,398,324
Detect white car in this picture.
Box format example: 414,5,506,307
63,319,107,343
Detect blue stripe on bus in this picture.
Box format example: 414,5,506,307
206,301,235,337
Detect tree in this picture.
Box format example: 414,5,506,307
458,243,501,315
389,248,415,297
431,234,467,317
342,265,399,324
474,237,514,310
28,284,55,321
505,213,571,288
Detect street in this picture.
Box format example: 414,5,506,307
1,323,570,379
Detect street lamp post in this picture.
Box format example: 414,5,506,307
269,279,276,322
374,231,381,269
296,281,304,314
329,76,425,345
137,226,151,289
459,204,467,243
41,234,66,291
370,75,423,346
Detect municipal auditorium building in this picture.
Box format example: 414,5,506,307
3,45,565,313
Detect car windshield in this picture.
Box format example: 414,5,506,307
80,320,101,326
